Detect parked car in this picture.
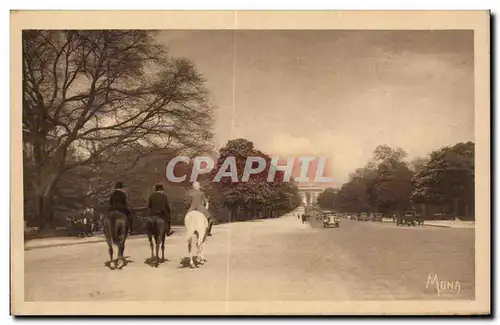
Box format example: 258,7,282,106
433,213,455,221
358,212,370,221
371,213,383,222
66,218,93,237
397,211,417,227
323,212,340,228
415,214,425,226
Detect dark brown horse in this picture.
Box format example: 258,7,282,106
145,214,169,267
103,210,130,270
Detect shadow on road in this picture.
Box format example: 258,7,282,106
144,257,168,267
104,256,134,270
179,256,205,268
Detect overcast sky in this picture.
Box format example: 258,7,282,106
156,30,474,187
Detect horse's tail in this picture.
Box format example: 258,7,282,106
146,216,159,237
105,213,118,245
197,226,207,247
115,216,128,245
186,229,199,242
185,212,195,242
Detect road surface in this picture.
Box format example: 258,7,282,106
25,211,474,301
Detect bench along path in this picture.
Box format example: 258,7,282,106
24,211,474,302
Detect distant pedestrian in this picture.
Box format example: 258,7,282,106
83,216,92,236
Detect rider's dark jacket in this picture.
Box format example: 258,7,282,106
109,189,130,216
148,191,171,219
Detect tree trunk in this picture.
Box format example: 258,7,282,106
36,193,54,229
230,206,237,222
34,183,57,229
33,171,59,229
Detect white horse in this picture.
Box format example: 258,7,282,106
184,202,209,268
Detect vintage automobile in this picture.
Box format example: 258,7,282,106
371,213,383,222
433,213,455,221
397,210,417,227
61,217,94,238
415,214,425,226
323,213,340,228
358,212,370,221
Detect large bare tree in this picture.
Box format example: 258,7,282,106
22,30,214,227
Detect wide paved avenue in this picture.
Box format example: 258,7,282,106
25,211,474,301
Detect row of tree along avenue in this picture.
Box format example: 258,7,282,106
22,30,301,232
317,143,475,220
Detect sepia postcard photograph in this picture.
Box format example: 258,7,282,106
10,10,490,315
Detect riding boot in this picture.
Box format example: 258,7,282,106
207,219,213,236
166,220,174,236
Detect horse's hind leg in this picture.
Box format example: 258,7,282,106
106,239,114,269
160,220,166,262
197,229,207,264
160,235,166,262
147,227,154,260
117,241,125,268
105,231,113,269
116,223,126,269
154,234,161,267
146,219,157,263
187,235,195,268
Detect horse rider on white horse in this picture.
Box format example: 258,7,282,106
187,181,213,236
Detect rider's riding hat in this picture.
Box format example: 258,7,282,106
155,184,164,191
